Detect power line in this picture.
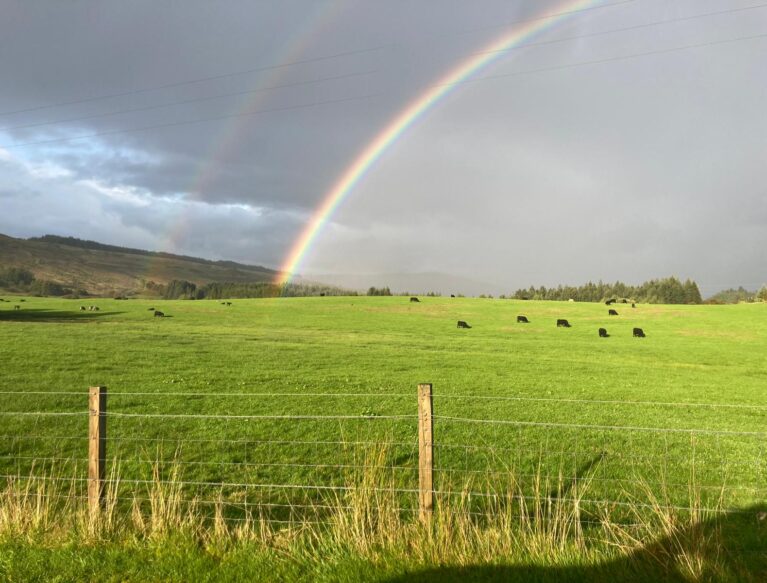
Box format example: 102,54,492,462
434,31,767,91
0,69,378,133
3,29,765,151
1,92,380,150
0,0,633,118
0,45,388,118
3,2,764,136
461,2,767,64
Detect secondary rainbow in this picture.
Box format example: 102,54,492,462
277,0,612,285
141,1,347,284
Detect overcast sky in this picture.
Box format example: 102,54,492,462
1,0,765,294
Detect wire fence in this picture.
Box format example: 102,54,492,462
0,384,765,527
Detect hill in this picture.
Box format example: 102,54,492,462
0,233,280,296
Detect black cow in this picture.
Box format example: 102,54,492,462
154,310,165,318
148,307,155,311
599,327,609,338
631,303,636,308
80,306,87,311
556,319,571,328
633,327,645,337
605,299,616,305
516,315,529,323
608,309,619,316
621,299,628,304
450,294,455,298
410,297,420,303
457,320,471,329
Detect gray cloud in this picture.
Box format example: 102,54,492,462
1,0,765,291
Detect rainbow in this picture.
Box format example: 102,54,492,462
142,1,348,284
276,0,615,285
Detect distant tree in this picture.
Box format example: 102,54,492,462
757,286,767,302
164,279,197,299
0,267,35,287
705,286,753,304
366,286,392,296
29,280,70,296
511,276,703,305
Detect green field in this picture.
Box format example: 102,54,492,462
1,296,766,580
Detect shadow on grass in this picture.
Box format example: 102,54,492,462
0,308,122,322
383,504,767,583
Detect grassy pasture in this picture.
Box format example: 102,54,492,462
0,295,766,523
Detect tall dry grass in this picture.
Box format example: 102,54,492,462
0,445,742,580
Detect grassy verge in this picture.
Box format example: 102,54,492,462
1,448,765,582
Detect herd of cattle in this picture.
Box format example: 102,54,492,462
4,297,646,338
435,297,647,338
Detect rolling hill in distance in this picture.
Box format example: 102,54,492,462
0,233,279,296
0,233,505,297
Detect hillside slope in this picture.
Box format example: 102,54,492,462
0,233,279,295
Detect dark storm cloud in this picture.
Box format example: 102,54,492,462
1,0,765,290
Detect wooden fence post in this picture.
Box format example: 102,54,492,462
88,386,107,517
418,383,433,521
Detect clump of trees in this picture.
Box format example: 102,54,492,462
511,277,703,304
704,287,756,304
163,280,355,300
0,267,77,296
366,286,392,296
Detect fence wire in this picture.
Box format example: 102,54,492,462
1,386,765,526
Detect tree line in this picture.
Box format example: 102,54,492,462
0,267,78,297
511,277,703,304
706,286,767,304
163,280,356,299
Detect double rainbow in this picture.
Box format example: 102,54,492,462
276,0,611,285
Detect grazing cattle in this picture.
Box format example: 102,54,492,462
633,327,645,338
148,307,155,311
154,310,165,318
598,327,609,338
556,319,571,328
320,293,326,297
450,294,455,298
608,309,619,316
80,306,87,311
225,302,232,306
410,297,420,303
14,305,20,310
631,303,636,308
621,299,628,304
457,320,471,329
605,299,616,305
568,298,575,302
516,315,529,323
